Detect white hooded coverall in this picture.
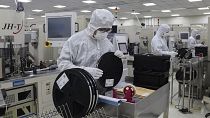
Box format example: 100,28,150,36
151,24,172,55
57,9,115,72
188,30,199,49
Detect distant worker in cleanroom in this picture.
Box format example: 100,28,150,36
57,9,125,79
188,29,202,49
151,24,178,56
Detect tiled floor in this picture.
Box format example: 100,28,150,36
168,99,205,118
165,76,209,118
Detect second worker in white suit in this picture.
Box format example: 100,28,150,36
151,24,178,57
188,29,203,49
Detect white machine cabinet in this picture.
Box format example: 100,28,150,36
0,70,59,118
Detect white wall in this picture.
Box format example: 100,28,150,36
160,15,210,26
114,19,144,26
117,15,210,27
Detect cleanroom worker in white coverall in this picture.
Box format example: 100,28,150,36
188,29,202,49
151,24,178,56
57,9,125,79
151,24,178,76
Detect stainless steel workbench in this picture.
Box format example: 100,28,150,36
100,83,170,118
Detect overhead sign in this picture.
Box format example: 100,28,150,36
0,9,25,45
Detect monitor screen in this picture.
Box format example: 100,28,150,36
48,17,72,39
180,33,189,40
118,43,128,54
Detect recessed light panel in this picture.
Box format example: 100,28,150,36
0,5,10,8
26,17,35,20
120,17,128,20
17,0,32,3
198,7,209,10
203,12,210,15
144,16,152,18
143,3,156,6
32,9,43,12
161,10,171,12
131,12,140,15
108,6,120,10
188,0,202,2
82,0,96,4
54,5,66,8
81,10,91,13
171,14,180,16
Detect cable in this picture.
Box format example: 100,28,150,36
14,0,17,5
134,14,141,26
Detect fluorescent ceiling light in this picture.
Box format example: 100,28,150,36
144,16,152,18
17,0,32,3
188,0,202,2
198,7,209,10
120,17,128,20
0,5,10,8
131,12,140,15
143,3,156,6
108,6,120,10
80,10,91,13
32,9,43,12
41,15,46,17
26,17,34,20
171,14,180,16
82,0,96,4
161,10,171,12
203,12,210,15
53,5,66,8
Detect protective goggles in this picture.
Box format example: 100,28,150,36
97,28,112,33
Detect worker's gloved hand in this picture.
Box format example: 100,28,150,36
83,67,103,80
169,51,178,57
114,50,126,59
172,52,178,56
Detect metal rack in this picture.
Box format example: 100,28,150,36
170,56,181,104
171,56,205,103
172,57,204,113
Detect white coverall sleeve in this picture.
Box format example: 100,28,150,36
152,39,168,55
154,45,170,55
152,40,177,56
151,24,172,56
57,40,82,72
188,37,197,49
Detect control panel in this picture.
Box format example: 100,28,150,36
4,84,36,118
